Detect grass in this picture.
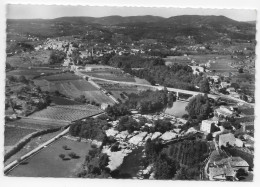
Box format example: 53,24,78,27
42,72,80,81
82,69,136,82
6,67,62,79
50,96,81,105
4,126,36,146
7,137,92,178
6,118,69,130
4,129,64,166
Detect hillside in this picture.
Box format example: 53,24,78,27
6,15,256,44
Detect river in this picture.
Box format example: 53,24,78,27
164,100,188,118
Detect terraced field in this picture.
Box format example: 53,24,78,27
28,105,103,122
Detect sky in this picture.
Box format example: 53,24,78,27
6,4,257,21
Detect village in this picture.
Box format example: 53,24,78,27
4,12,255,181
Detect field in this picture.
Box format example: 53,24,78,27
6,67,62,79
50,96,81,105
6,50,51,67
82,69,136,82
5,126,36,147
28,105,103,122
4,129,63,166
8,137,92,178
6,118,69,130
165,55,237,73
230,73,255,96
93,80,151,102
34,73,115,105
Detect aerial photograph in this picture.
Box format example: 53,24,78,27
4,5,255,181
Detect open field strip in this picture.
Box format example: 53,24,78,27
4,128,69,175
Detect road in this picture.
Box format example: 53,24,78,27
75,70,254,105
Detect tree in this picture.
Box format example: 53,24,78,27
59,154,65,160
8,76,17,82
18,75,28,84
230,83,240,91
49,50,66,64
199,78,210,93
98,153,109,169
154,153,178,179
62,145,70,150
185,94,211,120
68,152,77,159
206,133,213,141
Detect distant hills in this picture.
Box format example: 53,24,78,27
7,15,256,43
8,15,254,26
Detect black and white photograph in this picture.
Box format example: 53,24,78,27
2,2,257,183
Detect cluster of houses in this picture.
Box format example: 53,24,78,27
199,103,254,181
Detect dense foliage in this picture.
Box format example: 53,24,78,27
69,118,111,142
49,50,67,64
77,148,111,178
105,104,131,119
117,115,141,133
125,89,170,113
185,94,211,120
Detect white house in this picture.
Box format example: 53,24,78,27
201,119,219,133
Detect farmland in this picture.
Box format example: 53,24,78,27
6,67,62,79
28,105,103,123
34,73,115,105
8,137,92,178
4,129,63,166
81,69,136,82
5,126,36,147
50,96,81,105
165,54,237,73
6,118,69,130
6,50,51,67
93,80,151,102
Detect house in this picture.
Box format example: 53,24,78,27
220,82,231,88
201,118,219,133
210,75,220,83
101,103,109,110
215,157,249,172
227,87,235,93
240,121,254,132
215,106,233,117
190,65,204,75
208,150,249,181
209,164,235,181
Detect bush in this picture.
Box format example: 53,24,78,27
62,145,70,150
59,154,65,160
68,152,77,159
